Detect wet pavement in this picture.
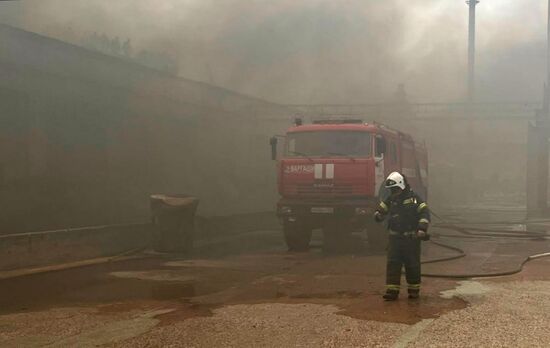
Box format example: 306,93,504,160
1,209,550,347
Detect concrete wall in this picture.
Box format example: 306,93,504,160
0,24,290,233
0,223,151,271
0,211,281,272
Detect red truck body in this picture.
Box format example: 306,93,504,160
273,120,428,250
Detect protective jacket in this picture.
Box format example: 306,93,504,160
376,189,430,234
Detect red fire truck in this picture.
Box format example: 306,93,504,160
270,119,428,251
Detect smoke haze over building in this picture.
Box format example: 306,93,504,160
0,0,547,103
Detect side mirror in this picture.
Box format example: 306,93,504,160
375,136,386,157
270,137,278,160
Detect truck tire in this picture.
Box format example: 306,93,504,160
366,222,387,251
283,221,312,251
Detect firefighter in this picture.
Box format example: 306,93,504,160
373,171,431,301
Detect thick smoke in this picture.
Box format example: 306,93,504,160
0,0,547,103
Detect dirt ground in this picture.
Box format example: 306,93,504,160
1,214,550,347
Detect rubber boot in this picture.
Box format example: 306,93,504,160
408,289,419,299
383,290,399,301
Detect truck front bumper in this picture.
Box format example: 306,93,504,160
277,197,378,224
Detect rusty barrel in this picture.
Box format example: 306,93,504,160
150,194,199,252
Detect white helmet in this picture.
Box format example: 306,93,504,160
385,172,406,190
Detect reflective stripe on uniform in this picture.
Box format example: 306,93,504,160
417,202,428,212
386,284,400,290
389,230,415,236
419,218,430,224
379,201,389,212
403,198,414,204
408,283,421,289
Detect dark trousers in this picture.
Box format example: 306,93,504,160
386,234,421,292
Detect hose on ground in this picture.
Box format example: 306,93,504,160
417,209,550,279
421,249,550,279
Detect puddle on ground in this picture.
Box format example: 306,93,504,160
0,258,200,314
151,282,196,300
287,290,363,299
0,252,472,327
164,259,243,269
110,270,196,282
439,280,491,299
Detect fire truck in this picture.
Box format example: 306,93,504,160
270,119,428,251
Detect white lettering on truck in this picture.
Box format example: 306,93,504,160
284,164,315,174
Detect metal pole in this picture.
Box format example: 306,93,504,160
467,1,479,103
547,0,550,113
464,1,479,203
541,0,550,212
538,0,550,212
528,0,550,216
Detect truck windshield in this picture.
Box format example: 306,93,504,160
286,131,372,158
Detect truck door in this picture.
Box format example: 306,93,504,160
374,135,386,199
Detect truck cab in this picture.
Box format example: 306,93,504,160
271,119,428,251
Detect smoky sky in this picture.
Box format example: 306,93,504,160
0,0,548,104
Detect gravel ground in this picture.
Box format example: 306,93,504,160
0,306,170,348
111,303,409,348
2,279,550,347
110,281,550,347
0,307,109,347
409,280,550,347
109,280,550,348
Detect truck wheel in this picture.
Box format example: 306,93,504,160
366,223,387,251
283,221,312,251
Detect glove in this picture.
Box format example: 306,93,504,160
416,230,430,241
374,211,384,223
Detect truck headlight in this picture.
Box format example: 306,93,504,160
355,207,368,215
280,206,292,214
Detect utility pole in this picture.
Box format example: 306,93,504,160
464,1,479,204
466,0,479,103
548,0,550,101
539,0,550,213
527,0,550,216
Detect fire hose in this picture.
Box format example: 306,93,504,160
418,210,550,279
